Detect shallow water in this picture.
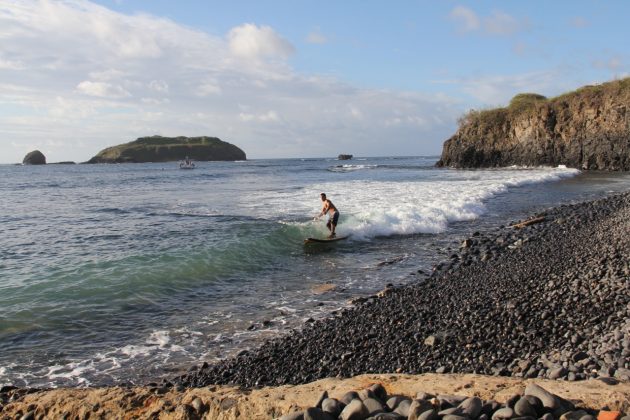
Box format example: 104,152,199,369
1,157,629,387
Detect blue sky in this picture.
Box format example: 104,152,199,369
1,0,628,163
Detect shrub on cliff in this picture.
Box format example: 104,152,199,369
508,93,547,114
457,108,508,130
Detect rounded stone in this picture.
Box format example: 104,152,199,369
322,398,345,417
514,398,537,417
340,399,369,420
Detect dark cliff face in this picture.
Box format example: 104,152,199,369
437,79,630,171
87,136,246,163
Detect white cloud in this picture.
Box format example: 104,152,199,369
570,17,589,28
449,6,480,32
484,11,523,36
141,97,170,105
593,56,623,72
197,80,222,96
449,6,527,36
89,69,126,81
76,80,131,98
148,80,169,93
228,23,295,59
239,110,280,123
0,58,23,69
348,105,363,119
0,0,461,163
306,29,328,44
435,70,570,106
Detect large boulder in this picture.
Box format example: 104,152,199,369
23,150,46,165
87,136,246,163
437,78,630,171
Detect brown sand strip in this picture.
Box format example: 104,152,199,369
1,374,628,419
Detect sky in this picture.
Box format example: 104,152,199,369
1,1,628,163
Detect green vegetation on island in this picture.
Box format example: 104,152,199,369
86,136,246,163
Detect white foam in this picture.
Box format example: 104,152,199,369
46,361,93,385
147,330,171,347
259,166,579,238
328,164,378,172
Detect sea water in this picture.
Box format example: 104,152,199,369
1,157,629,387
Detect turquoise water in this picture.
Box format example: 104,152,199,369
1,157,629,387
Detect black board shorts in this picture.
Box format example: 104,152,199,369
331,211,339,225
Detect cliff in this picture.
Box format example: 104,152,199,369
437,78,630,170
86,136,246,163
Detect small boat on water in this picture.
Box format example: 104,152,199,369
179,157,196,169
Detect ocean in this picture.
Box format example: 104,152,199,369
1,157,629,388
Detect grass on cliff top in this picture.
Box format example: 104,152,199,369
131,135,223,146
458,76,630,129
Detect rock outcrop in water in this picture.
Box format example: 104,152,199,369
86,136,246,163
437,78,630,170
22,150,46,165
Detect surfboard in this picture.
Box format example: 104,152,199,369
304,235,349,244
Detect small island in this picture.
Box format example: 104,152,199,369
22,150,46,165
86,135,246,163
338,154,353,160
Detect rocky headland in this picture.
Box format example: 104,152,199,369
437,78,630,170
86,136,246,163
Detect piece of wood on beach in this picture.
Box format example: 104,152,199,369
510,216,546,229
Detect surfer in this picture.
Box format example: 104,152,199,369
316,193,339,238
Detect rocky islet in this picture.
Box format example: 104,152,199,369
86,135,246,163
22,150,46,165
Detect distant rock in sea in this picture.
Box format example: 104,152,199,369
23,150,46,165
86,136,246,163
437,77,630,170
338,154,353,160
50,161,76,165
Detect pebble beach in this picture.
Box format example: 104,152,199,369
1,191,628,419
176,192,630,389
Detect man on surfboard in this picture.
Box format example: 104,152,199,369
316,193,339,238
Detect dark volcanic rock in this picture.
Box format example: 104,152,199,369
173,193,630,389
263,382,628,420
437,78,630,170
22,150,46,165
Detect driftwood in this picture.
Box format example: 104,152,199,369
510,216,546,229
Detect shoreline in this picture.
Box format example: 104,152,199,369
1,191,628,418
176,191,629,388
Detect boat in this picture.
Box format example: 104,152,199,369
179,157,196,169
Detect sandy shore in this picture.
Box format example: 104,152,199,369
1,374,629,419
